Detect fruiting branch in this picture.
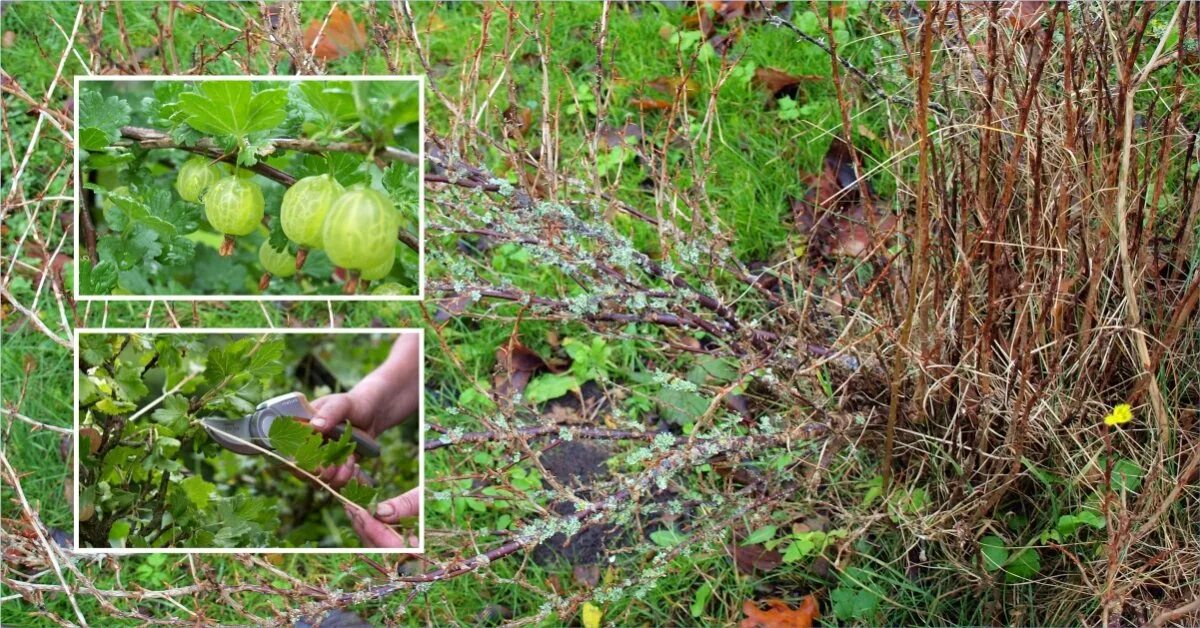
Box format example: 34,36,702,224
117,126,421,252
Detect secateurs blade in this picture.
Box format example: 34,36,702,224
200,392,380,458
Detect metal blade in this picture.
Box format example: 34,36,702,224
256,392,316,421
200,417,265,455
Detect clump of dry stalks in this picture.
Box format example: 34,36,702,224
1,1,1197,625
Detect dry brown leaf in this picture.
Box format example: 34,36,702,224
753,67,822,99
303,8,367,61
572,564,601,588
728,540,782,575
494,337,564,397
646,77,701,99
792,139,897,259
741,596,820,628
629,98,674,112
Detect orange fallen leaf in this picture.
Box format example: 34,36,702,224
741,595,819,628
629,98,674,112
646,76,701,99
303,7,367,61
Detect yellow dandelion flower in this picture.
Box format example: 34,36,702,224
1103,404,1134,426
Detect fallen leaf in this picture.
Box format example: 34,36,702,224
753,67,822,99
573,564,601,588
582,602,603,628
728,540,783,574
646,76,701,99
79,427,102,455
630,98,674,112
741,596,819,628
433,294,474,322
502,105,534,138
495,337,563,397
303,8,367,61
595,123,645,150
791,139,896,259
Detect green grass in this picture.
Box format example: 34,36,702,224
4,1,1196,626
1,328,74,533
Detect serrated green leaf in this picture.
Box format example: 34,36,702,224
95,397,137,415
267,418,325,471
321,425,357,467
246,339,285,382
205,337,282,387
177,82,287,138
150,394,190,431
83,259,118,294
298,81,358,125
341,478,377,508
79,90,131,151
180,475,215,510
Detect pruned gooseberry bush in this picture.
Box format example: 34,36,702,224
77,79,420,296
75,332,418,549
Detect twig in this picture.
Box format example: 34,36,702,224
767,13,948,118
115,126,420,251
0,408,72,435
425,424,663,451
0,452,89,626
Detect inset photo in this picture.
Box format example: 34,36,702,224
74,76,423,299
73,329,423,553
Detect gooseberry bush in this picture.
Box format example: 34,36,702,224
77,79,420,296
75,332,419,549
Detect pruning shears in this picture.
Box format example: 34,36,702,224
200,392,380,459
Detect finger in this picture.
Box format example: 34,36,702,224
374,488,421,523
344,504,405,548
330,462,357,489
309,394,353,434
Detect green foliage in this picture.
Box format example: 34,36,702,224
267,418,355,472
176,82,288,163
78,91,131,151
77,332,412,549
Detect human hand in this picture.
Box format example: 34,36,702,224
303,394,369,489
344,488,421,548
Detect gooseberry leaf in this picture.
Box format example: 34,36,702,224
180,475,216,510
321,426,357,467
268,418,325,471
79,90,131,151
177,81,288,138
81,259,118,294
341,478,377,508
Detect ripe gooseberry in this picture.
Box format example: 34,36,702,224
257,240,296,290
205,175,264,256
359,251,394,282
175,157,222,202
280,174,344,269
321,186,399,292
